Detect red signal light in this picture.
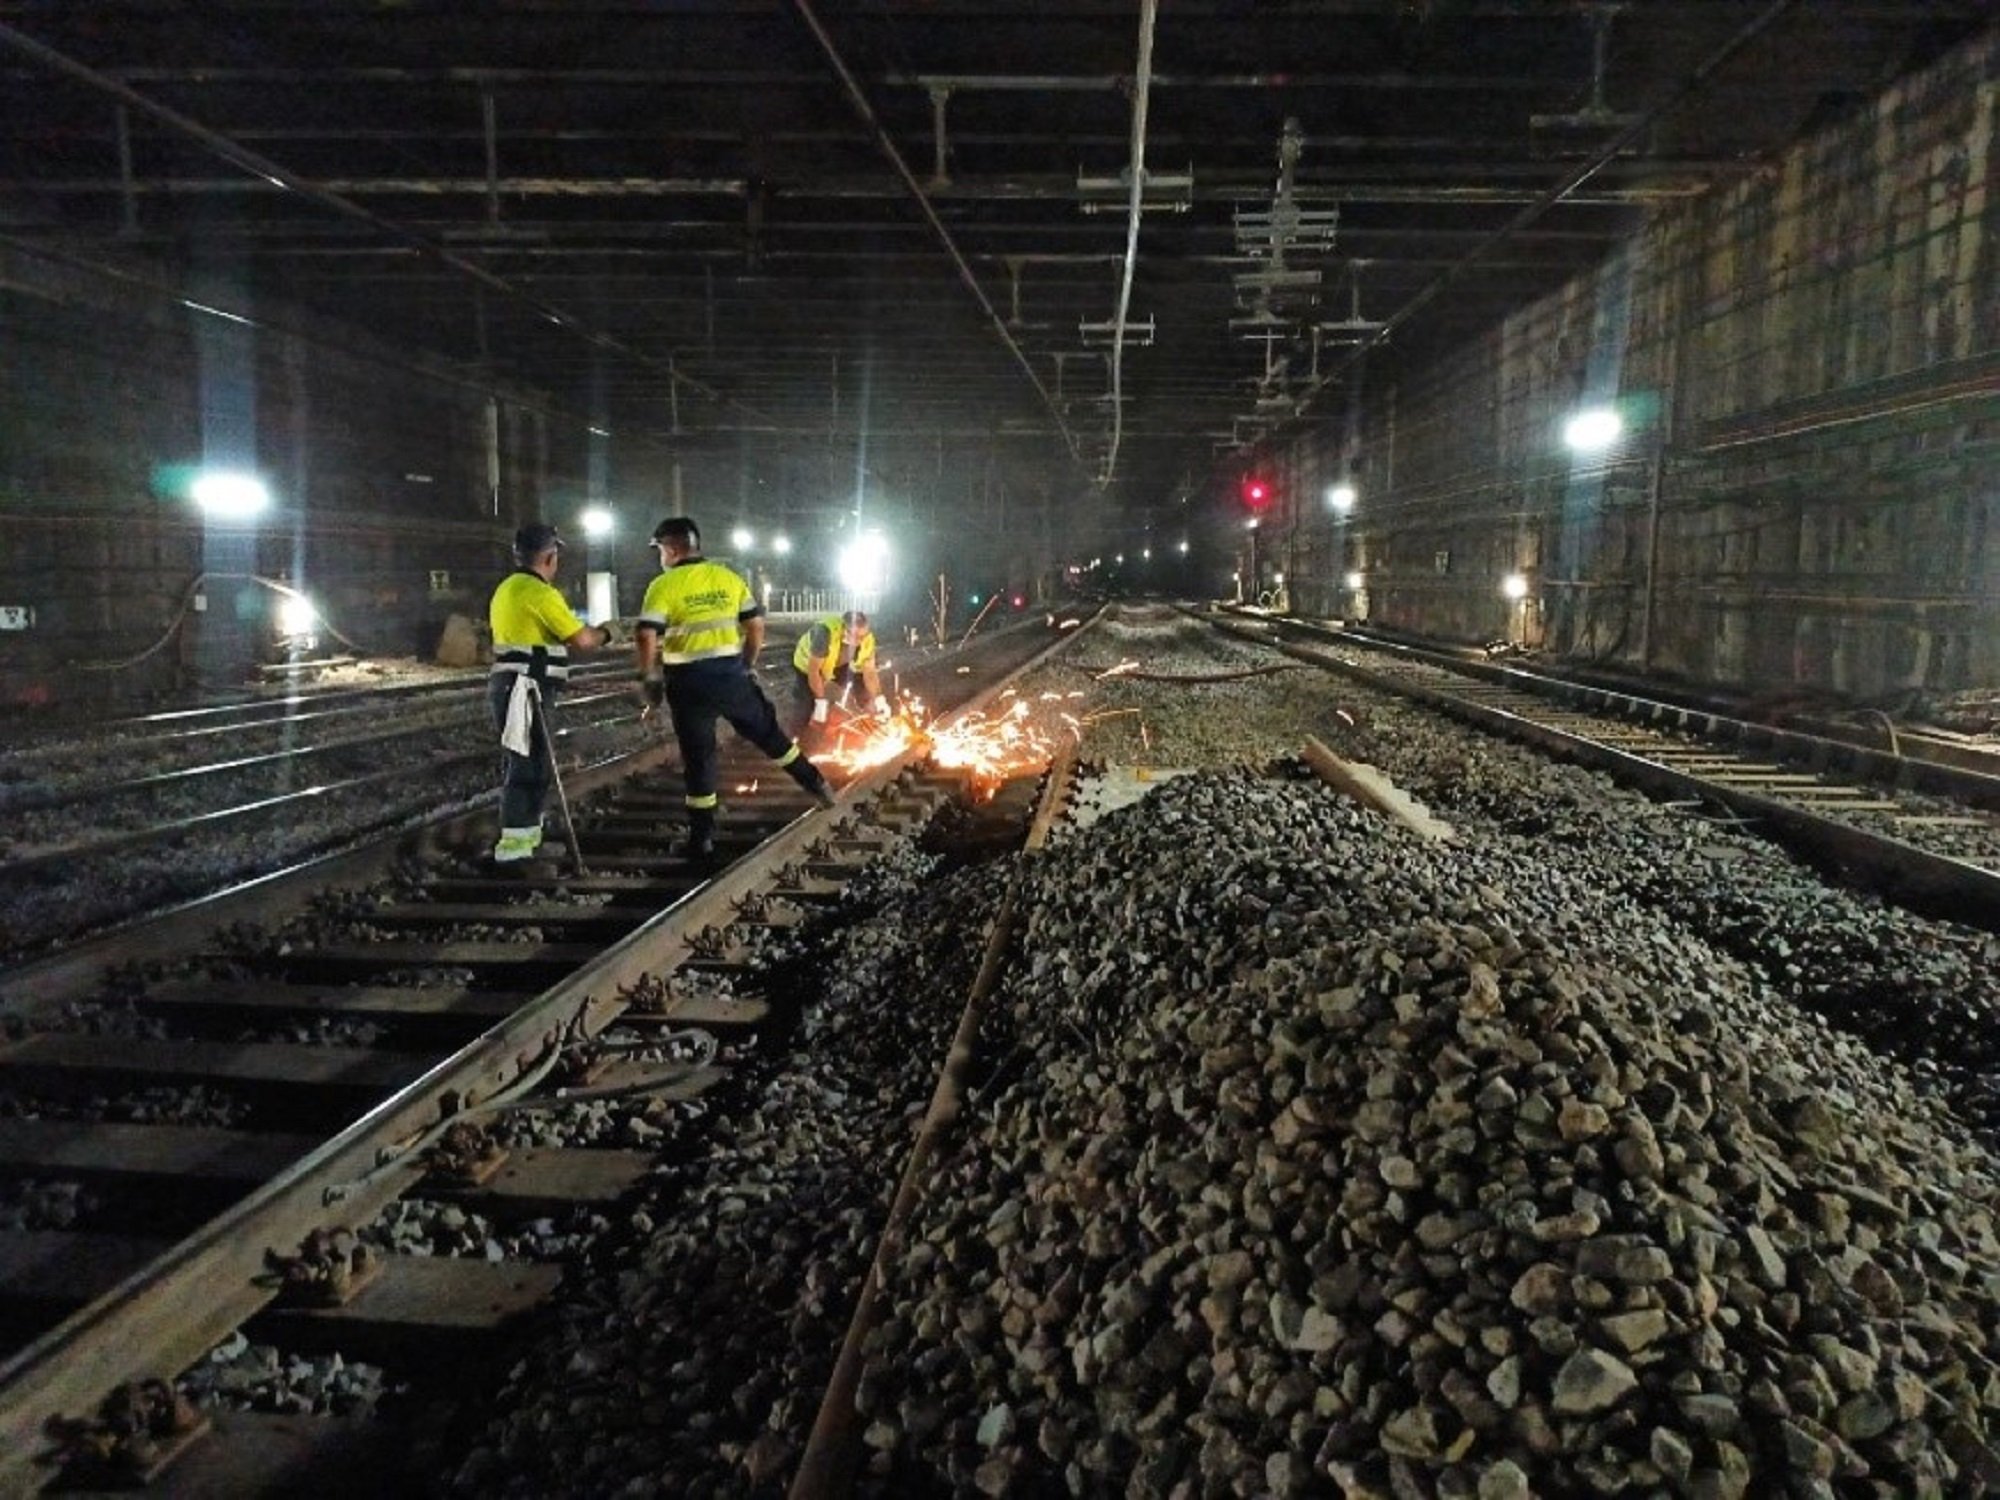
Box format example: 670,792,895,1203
1242,478,1271,509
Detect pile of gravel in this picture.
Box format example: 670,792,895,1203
854,772,2000,1498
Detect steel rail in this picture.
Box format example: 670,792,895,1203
792,744,1079,1498
0,609,1101,1489
6,682,638,814
1246,612,2000,810
0,703,645,884
1205,614,2000,934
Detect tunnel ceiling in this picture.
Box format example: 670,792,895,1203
0,1,1987,518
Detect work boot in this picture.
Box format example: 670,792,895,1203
492,826,542,863
788,761,839,809
680,810,717,860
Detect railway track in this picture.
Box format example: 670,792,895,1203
0,627,1054,960
1209,609,2000,930
0,613,1095,1492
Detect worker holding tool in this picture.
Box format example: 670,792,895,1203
636,516,838,859
487,523,610,864
792,609,889,732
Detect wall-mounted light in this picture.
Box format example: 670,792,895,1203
1564,407,1623,453
277,594,319,636
580,506,614,538
1141,547,1151,560
1246,518,1260,531
1502,573,1531,600
1115,553,1125,565
772,534,793,556
1326,483,1357,514
191,471,271,519
1345,570,1365,591
1177,539,1189,555
731,526,755,551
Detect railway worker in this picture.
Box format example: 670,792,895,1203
635,516,838,858
488,522,610,863
792,609,890,731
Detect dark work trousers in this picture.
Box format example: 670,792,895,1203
789,665,859,732
666,659,810,819
488,674,562,828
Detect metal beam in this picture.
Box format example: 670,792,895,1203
0,19,765,425
787,0,1082,468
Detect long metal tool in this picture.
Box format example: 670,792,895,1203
531,685,591,877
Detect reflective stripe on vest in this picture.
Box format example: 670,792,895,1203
492,642,572,681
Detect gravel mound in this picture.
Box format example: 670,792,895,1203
856,772,2000,1497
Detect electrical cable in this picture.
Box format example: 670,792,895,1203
1099,0,1159,490
70,572,374,673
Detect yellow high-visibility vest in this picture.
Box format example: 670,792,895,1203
638,558,759,665
792,615,876,676
489,570,585,680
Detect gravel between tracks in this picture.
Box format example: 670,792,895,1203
407,606,2000,1497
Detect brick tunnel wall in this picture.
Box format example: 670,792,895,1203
1277,27,1998,702
0,244,697,709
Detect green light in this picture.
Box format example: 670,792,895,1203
970,593,982,605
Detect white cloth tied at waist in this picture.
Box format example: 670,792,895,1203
501,673,541,756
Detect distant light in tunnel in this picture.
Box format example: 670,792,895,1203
1177,539,1189,555
579,506,614,538
731,526,755,551
772,534,792,556
1502,573,1531,600
277,594,319,636
1564,407,1623,453
1345,571,1365,591
1326,483,1357,513
838,531,890,592
191,471,271,519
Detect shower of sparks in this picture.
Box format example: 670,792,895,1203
818,696,1058,797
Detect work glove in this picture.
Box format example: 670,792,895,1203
811,698,831,725
872,695,891,718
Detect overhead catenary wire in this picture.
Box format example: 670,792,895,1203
787,0,1090,477
1099,0,1160,490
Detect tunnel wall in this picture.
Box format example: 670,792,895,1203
0,245,738,708
1272,27,1998,702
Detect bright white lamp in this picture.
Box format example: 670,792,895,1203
1564,407,1623,453
277,594,319,635
1326,483,1357,513
838,531,890,593
580,506,614,538
191,471,270,519
1502,573,1531,600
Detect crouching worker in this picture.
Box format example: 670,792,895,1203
792,609,889,732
